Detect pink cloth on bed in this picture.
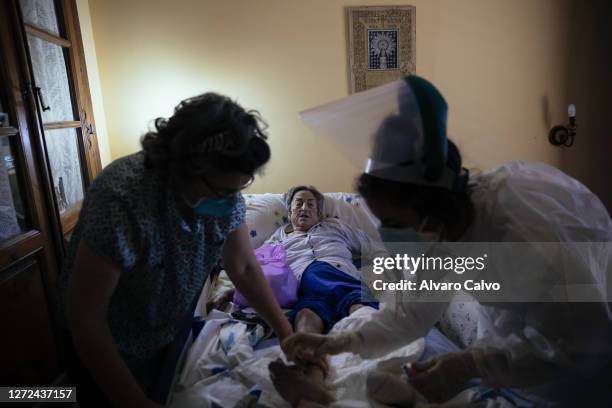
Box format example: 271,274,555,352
233,243,298,308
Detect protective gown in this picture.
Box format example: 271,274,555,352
355,161,612,398
299,76,612,402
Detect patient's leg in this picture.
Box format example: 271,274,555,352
295,308,324,333
271,308,334,405
295,308,328,384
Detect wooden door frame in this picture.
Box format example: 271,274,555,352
64,0,102,182
4,0,66,273
0,0,61,292
13,0,103,250
0,0,104,384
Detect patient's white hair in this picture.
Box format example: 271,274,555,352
283,185,325,218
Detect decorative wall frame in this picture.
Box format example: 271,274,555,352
347,6,416,93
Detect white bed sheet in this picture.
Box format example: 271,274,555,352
169,307,424,407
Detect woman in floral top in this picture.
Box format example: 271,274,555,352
59,93,292,407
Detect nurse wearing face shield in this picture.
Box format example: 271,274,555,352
282,76,612,406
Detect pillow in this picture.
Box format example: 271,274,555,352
243,192,381,249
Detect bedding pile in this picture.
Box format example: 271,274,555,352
169,308,424,407
170,193,524,407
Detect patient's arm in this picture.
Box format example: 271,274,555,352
223,223,293,341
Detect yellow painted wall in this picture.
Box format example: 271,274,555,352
86,0,572,193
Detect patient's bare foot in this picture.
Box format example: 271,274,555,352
269,359,335,407
304,356,329,383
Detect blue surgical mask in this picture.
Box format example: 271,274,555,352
190,196,237,217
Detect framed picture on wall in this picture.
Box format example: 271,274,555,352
347,6,416,93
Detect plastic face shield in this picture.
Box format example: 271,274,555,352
300,78,459,190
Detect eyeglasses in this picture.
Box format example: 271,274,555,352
200,175,254,199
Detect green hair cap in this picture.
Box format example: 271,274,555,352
403,75,448,181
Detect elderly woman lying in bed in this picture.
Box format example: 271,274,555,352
263,185,386,406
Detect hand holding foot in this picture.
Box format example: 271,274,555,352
269,359,335,407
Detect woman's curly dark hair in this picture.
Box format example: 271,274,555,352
141,93,270,179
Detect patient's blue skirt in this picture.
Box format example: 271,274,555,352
288,261,378,332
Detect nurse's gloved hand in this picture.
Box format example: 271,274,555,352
281,332,363,363
409,351,478,403
367,371,416,406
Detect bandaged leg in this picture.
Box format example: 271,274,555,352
367,371,417,406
